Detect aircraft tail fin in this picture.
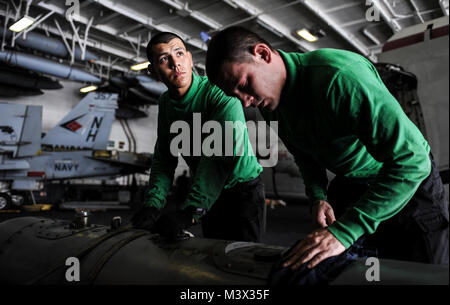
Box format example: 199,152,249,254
41,92,118,150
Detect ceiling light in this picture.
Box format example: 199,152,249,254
296,28,318,42
9,16,35,33
131,61,150,71
80,85,98,93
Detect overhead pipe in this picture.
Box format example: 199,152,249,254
0,49,101,83
0,25,98,62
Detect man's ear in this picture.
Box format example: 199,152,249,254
252,43,272,64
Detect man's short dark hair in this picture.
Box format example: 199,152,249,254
146,32,186,64
206,26,273,85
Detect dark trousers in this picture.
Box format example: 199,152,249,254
201,176,265,242
327,155,449,265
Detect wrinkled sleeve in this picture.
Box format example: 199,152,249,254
326,62,431,248
183,94,253,211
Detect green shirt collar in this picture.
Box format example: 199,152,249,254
277,49,302,107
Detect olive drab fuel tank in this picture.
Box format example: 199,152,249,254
0,215,448,285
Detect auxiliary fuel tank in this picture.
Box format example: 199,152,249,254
0,216,448,285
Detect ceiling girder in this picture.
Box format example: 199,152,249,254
89,0,207,51
221,0,315,52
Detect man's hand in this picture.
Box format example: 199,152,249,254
131,206,161,231
311,200,336,228
282,228,345,270
152,209,195,240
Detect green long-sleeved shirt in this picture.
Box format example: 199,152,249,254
259,49,431,248
145,72,262,211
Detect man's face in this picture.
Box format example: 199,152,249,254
150,38,193,92
217,58,283,111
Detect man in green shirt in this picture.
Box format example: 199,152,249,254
131,32,265,242
205,26,448,267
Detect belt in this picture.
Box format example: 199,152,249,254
230,175,261,191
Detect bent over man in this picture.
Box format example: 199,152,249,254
205,26,448,267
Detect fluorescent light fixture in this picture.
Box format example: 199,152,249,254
9,16,35,33
131,61,150,71
80,85,98,93
296,28,318,42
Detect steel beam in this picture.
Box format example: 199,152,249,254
35,1,149,51
409,0,425,23
159,0,222,30
89,0,206,51
370,0,402,32
323,2,361,14
340,18,368,28
92,11,121,25
362,26,381,45
117,23,144,36
301,0,373,58
221,0,315,52
0,7,147,64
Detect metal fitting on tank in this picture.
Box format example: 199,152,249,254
70,210,90,228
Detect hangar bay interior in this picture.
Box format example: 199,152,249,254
0,0,448,287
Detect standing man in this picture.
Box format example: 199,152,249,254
131,32,265,242
205,26,448,267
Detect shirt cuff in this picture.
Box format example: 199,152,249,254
327,209,368,249
144,196,165,209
